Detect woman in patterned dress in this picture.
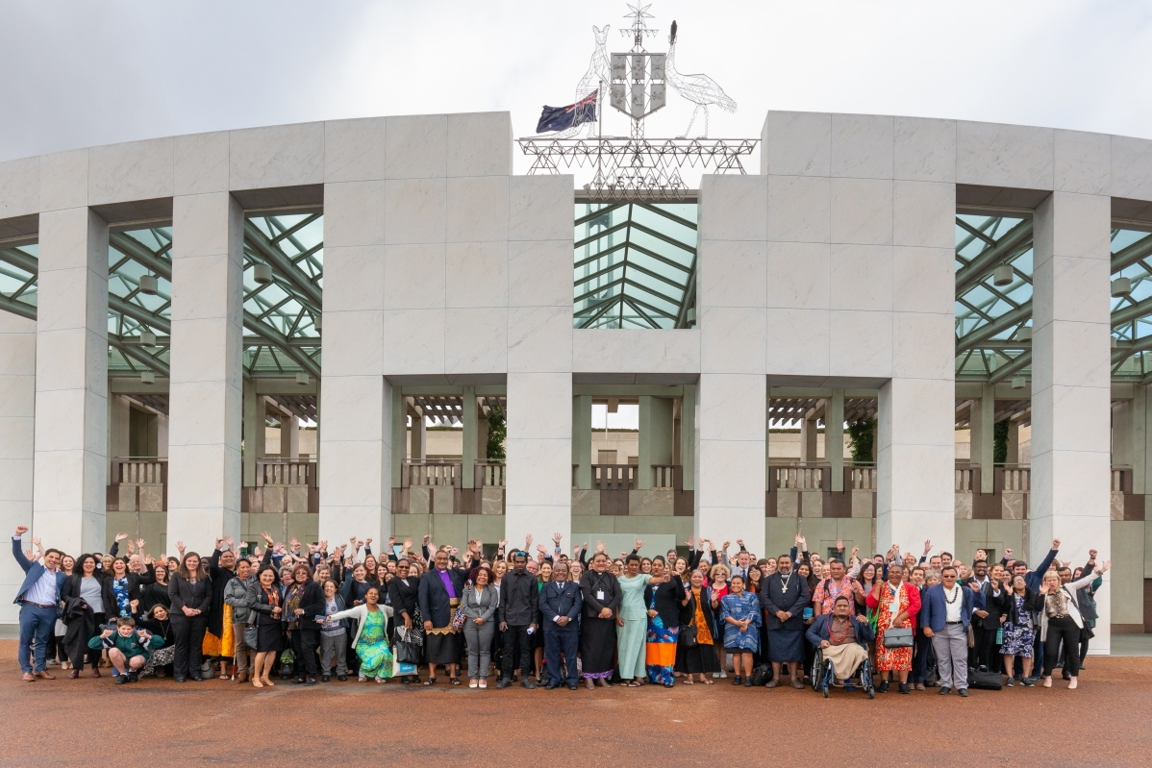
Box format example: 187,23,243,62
644,557,686,688
325,585,394,683
1001,574,1042,686
719,574,761,686
867,563,920,694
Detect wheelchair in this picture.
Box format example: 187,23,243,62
810,645,875,699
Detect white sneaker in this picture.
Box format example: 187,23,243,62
479,679,487,689
712,672,720,679
469,679,478,688
719,671,728,679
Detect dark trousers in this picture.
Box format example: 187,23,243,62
17,603,56,674
544,628,579,685
171,613,208,679
972,625,1000,672
911,630,933,684
83,612,107,669
292,629,319,678
501,624,533,680
1043,616,1081,678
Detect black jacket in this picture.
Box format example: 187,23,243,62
387,576,419,622
168,574,213,616
644,575,686,629
539,580,582,632
62,568,156,619
498,569,540,626
418,566,469,628
971,580,1010,631
760,571,810,631
290,580,327,631
579,570,621,620
207,550,236,637
247,581,284,628
1003,588,1043,626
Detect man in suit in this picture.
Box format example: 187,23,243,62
760,554,810,689
539,561,582,690
969,561,1007,672
418,545,473,684
11,525,66,682
920,565,985,697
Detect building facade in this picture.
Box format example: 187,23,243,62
1,110,1146,653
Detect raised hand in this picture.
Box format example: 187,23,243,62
14,525,28,536
423,534,431,545
366,537,373,546
404,538,414,550
1088,549,1098,561
1098,560,1111,573
923,540,932,555
115,532,128,542
835,538,843,551
553,532,563,545
635,539,644,551
596,540,606,554
136,538,146,552
1004,548,1013,558
687,535,695,549
176,540,185,553
736,539,745,549
1052,539,1060,550
290,537,300,549
224,536,235,549
498,539,508,550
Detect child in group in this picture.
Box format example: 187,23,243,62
87,617,164,685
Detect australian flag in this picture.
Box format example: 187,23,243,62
536,89,598,133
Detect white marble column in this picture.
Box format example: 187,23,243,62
279,410,299,459
969,383,995,493
826,389,845,492
571,395,592,491
242,379,263,487
1031,190,1112,650
0,311,36,622
108,394,130,471
34,206,109,555
167,192,244,548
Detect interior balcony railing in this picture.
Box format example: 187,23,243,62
108,457,168,513
475,461,506,489
592,464,637,491
257,458,317,489
394,460,506,516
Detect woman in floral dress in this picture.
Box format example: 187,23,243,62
719,574,761,686
867,563,920,694
1001,575,1042,686
325,586,393,683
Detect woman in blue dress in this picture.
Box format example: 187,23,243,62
325,586,394,683
720,573,761,686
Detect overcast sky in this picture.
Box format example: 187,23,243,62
2,0,1152,178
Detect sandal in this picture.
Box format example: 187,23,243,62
703,678,714,685
683,678,694,685
423,678,437,686
450,677,462,686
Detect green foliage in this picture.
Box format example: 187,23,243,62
847,419,875,464
993,420,1010,465
486,408,507,461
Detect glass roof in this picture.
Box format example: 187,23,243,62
954,213,1034,382
573,201,697,329
108,226,173,375
1110,227,1152,382
0,242,38,319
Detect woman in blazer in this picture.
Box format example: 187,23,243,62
461,566,500,688
1039,561,1110,689
168,551,213,683
247,565,284,688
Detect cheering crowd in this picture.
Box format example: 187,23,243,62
11,524,1109,695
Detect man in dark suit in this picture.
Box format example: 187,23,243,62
418,546,473,684
921,565,985,697
969,561,1007,672
760,554,810,689
539,560,582,690
12,526,66,682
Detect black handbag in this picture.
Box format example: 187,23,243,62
883,627,913,648
679,623,698,647
749,663,772,686
394,626,422,665
969,665,1002,690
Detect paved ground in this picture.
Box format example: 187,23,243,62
2,640,1150,767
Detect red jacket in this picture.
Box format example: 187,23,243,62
866,580,922,632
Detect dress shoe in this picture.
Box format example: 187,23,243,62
743,677,753,687
914,683,925,691
496,678,510,689
22,673,34,682
114,676,127,685
189,674,202,682
337,674,347,682
295,677,307,684
899,683,910,694
958,688,969,697
545,682,558,690
521,679,536,689
37,671,56,680
568,683,578,690
322,675,331,682
127,672,138,683
938,686,951,695
235,671,248,683
175,676,186,683
69,669,80,679
306,675,318,685
88,669,99,678
878,681,890,693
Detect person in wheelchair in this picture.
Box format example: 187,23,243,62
805,595,875,696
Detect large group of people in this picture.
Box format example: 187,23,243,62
11,524,1109,696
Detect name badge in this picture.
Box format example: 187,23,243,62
596,590,605,600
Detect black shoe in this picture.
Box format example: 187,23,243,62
189,674,202,682
496,678,510,689
958,688,969,697
114,676,127,685
306,675,319,685
938,686,951,695
322,675,330,682
338,674,348,682
521,679,536,689
732,675,742,686
295,677,306,685
899,683,910,694
878,681,890,693
174,676,186,683
568,683,578,690
127,672,138,683
545,682,558,690
743,677,752,687
1062,671,1072,680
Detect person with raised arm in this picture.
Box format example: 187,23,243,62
11,525,65,682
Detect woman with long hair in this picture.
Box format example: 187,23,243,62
326,585,394,683
61,554,106,677
139,563,171,613
675,569,719,684
643,556,687,688
168,551,212,683
461,566,499,688
532,560,553,683
248,564,284,687
136,603,176,677
284,562,325,685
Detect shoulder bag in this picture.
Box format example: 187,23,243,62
882,627,913,648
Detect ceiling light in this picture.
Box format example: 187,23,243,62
139,274,158,295
1112,277,1132,297
1010,376,1025,390
993,264,1013,287
254,263,273,285
1016,326,1031,342
140,331,156,347
295,373,310,386
140,371,155,385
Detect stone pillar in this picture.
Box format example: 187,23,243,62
969,383,995,493
681,387,696,492
1131,388,1146,495
0,311,36,623
1031,190,1112,650
1113,400,1134,470
410,409,426,460
572,395,592,490
167,192,244,548
1005,419,1019,465
800,414,818,462
698,374,766,553
34,206,109,555
318,159,389,544
826,389,845,492
156,414,169,459
637,396,654,491
242,379,263,487
280,409,299,459
461,386,477,489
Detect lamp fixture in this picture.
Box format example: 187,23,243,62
253,263,273,285
1112,277,1132,297
140,371,155,385
993,264,1013,287
139,274,158,295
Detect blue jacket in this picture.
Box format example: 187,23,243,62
538,580,582,631
12,537,66,606
919,583,985,632
806,612,874,647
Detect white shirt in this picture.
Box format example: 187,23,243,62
943,584,963,623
